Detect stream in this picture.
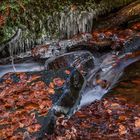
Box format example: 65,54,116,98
106,60,140,104
0,39,140,110
0,52,139,103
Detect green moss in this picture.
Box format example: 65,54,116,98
0,0,135,43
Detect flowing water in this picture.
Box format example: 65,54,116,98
106,60,140,104
0,62,44,78
80,53,140,107
0,45,140,109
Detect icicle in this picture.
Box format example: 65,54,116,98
9,43,16,72
11,56,16,72
58,9,96,39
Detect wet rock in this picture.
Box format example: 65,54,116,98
45,51,95,77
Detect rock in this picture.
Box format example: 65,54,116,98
31,33,93,59
45,51,95,77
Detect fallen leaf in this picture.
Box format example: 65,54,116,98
110,103,120,109
135,118,140,128
65,70,71,75
132,79,140,85
49,82,54,88
47,87,55,94
53,78,65,87
119,124,127,135
119,115,127,121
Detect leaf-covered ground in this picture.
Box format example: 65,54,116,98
0,67,73,139
49,96,140,140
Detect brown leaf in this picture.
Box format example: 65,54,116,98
47,87,55,94
119,124,127,135
110,103,121,109
119,115,127,121
135,118,140,128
